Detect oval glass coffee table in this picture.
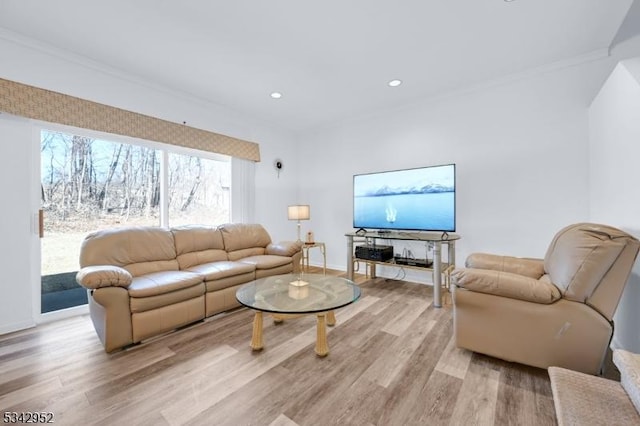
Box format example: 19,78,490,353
236,273,361,357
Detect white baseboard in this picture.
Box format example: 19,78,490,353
0,319,36,336
37,304,89,324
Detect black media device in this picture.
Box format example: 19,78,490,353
393,256,433,268
355,245,394,262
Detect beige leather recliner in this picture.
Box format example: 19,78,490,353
452,223,639,375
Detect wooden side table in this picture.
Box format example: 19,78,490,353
302,242,326,274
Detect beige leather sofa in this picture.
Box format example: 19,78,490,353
76,223,302,352
549,349,640,425
452,223,639,375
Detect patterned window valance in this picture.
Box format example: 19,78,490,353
0,78,260,162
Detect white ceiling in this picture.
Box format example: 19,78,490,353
0,0,635,132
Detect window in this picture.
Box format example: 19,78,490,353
40,129,231,313
167,152,230,227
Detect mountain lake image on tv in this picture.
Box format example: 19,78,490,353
353,164,455,232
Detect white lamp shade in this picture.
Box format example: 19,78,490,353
288,205,310,221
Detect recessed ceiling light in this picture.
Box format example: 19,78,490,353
388,79,402,87
504,0,515,2
270,92,282,99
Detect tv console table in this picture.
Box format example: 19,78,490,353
345,231,460,308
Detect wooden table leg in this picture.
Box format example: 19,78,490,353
315,313,329,357
327,310,336,326
251,311,264,351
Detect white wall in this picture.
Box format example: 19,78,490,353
0,32,300,333
297,32,640,281
589,57,640,352
0,115,37,334
297,61,617,279
253,126,302,242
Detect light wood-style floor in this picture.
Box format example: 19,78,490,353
0,268,569,425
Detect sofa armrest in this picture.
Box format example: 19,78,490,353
266,241,303,257
452,268,560,304
465,253,545,279
76,265,133,290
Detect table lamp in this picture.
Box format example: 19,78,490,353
288,205,310,241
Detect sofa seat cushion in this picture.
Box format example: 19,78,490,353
130,283,205,313
128,271,204,298
239,255,292,270
205,272,256,292
186,261,255,281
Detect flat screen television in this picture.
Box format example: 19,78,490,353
353,164,456,232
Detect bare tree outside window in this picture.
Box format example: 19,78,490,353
168,152,230,227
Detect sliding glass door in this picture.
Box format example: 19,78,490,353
39,128,230,314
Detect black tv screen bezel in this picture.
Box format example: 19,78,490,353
352,163,456,233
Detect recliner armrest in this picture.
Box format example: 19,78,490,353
76,265,133,289
465,253,545,279
452,268,561,304
266,241,303,257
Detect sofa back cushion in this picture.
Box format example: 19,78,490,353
220,223,271,259
79,226,178,276
172,225,228,269
544,223,631,303
227,247,266,261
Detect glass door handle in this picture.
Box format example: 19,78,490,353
39,209,44,238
